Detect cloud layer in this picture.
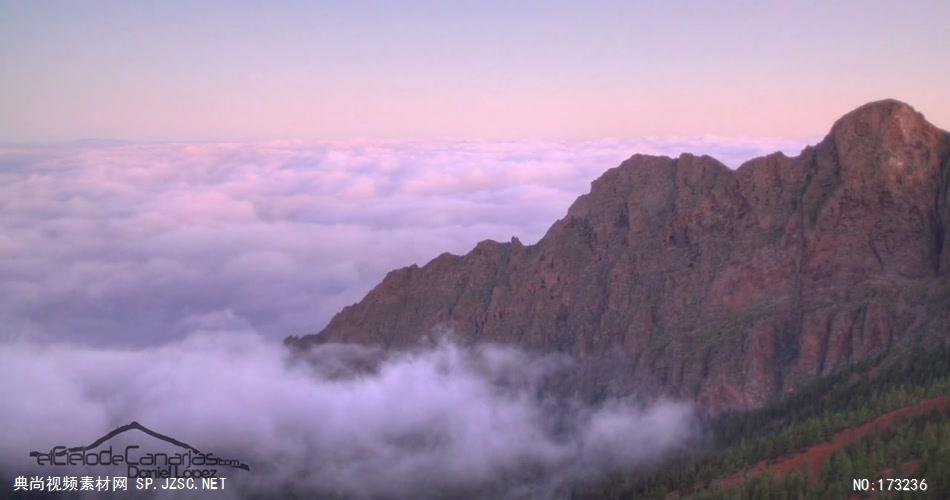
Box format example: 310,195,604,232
0,137,810,346
0,332,697,498
0,138,815,497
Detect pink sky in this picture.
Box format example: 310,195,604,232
1,1,948,142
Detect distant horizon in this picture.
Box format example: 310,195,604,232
0,98,912,144
0,132,824,148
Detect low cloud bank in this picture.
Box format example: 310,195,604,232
0,332,697,498
0,138,810,346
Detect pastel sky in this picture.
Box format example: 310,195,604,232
2,0,948,142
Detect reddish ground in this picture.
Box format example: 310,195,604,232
713,394,950,491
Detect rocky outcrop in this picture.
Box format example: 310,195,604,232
288,100,950,413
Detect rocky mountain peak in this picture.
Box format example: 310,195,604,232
831,99,935,143
829,99,948,191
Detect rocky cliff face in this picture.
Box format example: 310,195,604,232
288,100,950,413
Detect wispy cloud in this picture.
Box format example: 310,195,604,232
0,332,697,498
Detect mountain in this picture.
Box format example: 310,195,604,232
287,100,950,414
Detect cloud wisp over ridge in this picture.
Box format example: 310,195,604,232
0,331,698,498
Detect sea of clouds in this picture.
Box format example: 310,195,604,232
0,137,810,497
0,137,809,346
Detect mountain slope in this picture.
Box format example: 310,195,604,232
288,100,950,413
571,343,950,498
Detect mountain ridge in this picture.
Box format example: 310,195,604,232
288,99,950,413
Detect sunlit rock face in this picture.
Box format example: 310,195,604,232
290,100,950,414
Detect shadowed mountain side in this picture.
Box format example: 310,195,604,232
287,100,950,413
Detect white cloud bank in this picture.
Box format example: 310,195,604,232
0,137,811,346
